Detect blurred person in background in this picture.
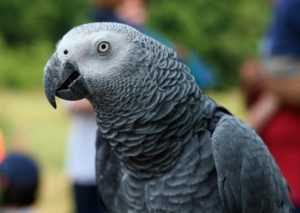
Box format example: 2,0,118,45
0,152,39,213
90,0,217,90
240,0,300,211
0,131,5,163
64,99,105,213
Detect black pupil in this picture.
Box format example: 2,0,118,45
64,50,68,55
101,44,107,50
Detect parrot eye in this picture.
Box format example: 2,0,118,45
97,41,110,54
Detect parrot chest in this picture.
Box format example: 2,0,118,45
122,132,223,212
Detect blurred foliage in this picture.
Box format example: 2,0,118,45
0,39,53,89
0,0,270,89
0,0,89,44
148,0,271,88
0,0,90,89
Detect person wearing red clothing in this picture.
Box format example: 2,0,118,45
240,1,300,209
241,63,300,208
260,106,300,204
240,1,300,211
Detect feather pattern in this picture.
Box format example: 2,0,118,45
44,23,293,212
90,24,293,212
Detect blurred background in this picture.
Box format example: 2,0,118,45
0,0,285,212
0,0,271,90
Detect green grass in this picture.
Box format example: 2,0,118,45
0,40,53,90
207,89,247,119
0,89,246,212
0,90,71,212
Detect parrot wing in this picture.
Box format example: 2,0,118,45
211,114,292,213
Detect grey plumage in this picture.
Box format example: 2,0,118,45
43,22,293,212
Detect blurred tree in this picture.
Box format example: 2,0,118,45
0,0,90,89
147,0,270,88
0,0,270,89
0,0,89,44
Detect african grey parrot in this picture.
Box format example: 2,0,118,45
43,22,292,212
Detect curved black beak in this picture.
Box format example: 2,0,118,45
43,53,61,109
43,53,87,109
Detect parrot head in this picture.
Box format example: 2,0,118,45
43,22,146,108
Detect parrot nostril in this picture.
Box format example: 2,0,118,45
63,50,69,55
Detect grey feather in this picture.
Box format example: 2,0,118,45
43,22,293,212
212,115,292,213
